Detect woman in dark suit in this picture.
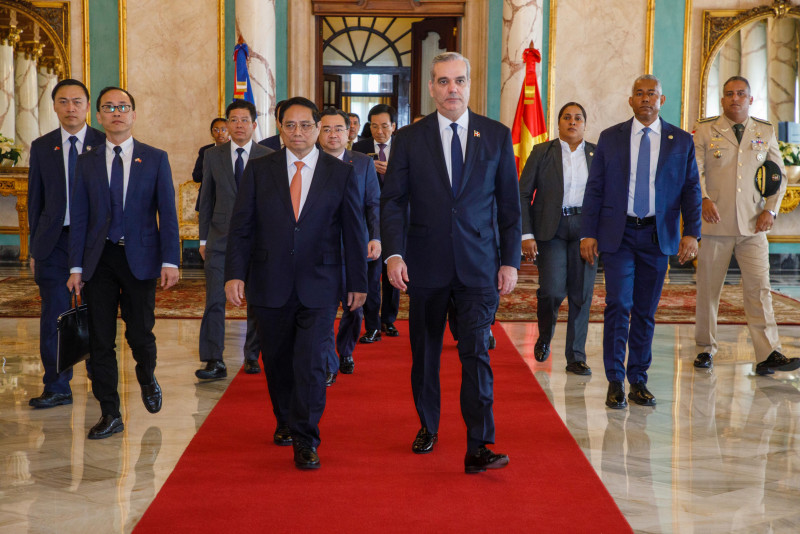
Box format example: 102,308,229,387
519,102,597,375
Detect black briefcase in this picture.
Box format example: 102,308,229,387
56,291,91,373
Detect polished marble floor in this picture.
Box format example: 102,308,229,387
1,268,799,533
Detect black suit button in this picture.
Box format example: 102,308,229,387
452,208,457,214
290,250,294,255
294,227,299,232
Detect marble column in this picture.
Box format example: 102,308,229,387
500,0,544,130
741,20,768,120
0,41,15,140
287,1,315,102
235,0,277,139
37,66,58,135
767,17,797,124
15,48,41,166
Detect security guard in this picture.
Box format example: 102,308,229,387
693,75,799,375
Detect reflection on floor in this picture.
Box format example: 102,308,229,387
1,267,799,532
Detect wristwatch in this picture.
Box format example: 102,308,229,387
767,209,777,218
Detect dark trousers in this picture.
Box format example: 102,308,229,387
362,259,382,331
253,291,337,448
199,249,259,362
34,227,72,394
380,262,400,326
601,223,668,384
536,214,598,363
408,280,498,452
325,299,363,374
84,241,158,417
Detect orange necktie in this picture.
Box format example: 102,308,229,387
290,161,304,220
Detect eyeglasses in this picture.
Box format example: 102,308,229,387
227,118,252,125
100,104,132,113
282,122,317,133
212,127,228,134
321,126,347,134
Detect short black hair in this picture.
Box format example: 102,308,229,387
278,96,320,124
209,118,227,132
558,102,587,121
347,112,360,124
226,99,257,121
51,78,90,101
96,86,135,111
368,104,396,125
723,76,751,94
320,107,350,126
274,99,287,121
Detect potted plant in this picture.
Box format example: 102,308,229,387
778,140,800,184
0,134,22,167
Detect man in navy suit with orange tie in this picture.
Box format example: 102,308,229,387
225,97,366,470
68,87,180,439
382,52,521,474
27,79,105,408
580,75,702,409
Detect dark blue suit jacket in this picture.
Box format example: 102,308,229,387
342,149,380,247
580,118,702,255
28,126,105,260
69,140,180,281
381,110,521,288
258,134,281,151
225,149,367,308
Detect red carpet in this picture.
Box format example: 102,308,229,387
135,322,631,533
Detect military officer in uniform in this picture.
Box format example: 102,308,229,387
693,75,800,375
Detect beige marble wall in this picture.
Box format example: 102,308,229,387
500,0,544,129
551,0,647,143
0,43,14,139
14,52,39,165
235,0,276,139
126,0,218,189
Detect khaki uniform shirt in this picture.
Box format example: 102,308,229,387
693,115,786,236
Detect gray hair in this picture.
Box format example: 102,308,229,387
430,52,471,82
632,74,662,95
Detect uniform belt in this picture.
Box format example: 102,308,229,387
626,215,656,226
561,206,581,216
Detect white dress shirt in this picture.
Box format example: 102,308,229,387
286,146,320,215
61,124,88,226
437,110,469,185
628,117,661,217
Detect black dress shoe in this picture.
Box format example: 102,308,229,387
339,355,354,374
565,361,592,375
88,414,124,440
326,372,337,387
628,381,656,406
29,391,73,409
359,329,381,343
606,380,627,409
464,446,509,474
534,339,550,362
488,331,496,350
244,359,260,374
694,352,713,369
756,350,800,376
195,360,227,380
273,425,293,446
141,377,162,414
412,427,438,454
293,441,320,469
381,323,399,337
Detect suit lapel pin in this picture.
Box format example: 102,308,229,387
589,152,594,156
473,130,480,138
86,146,92,151
668,135,674,140
54,146,61,151
135,158,142,163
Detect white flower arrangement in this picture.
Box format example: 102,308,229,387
778,140,800,167
0,134,22,165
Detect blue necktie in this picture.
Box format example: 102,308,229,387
108,146,124,243
634,126,651,218
450,123,463,195
68,135,78,195
234,147,244,187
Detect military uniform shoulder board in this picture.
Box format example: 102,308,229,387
752,116,772,126
696,116,718,123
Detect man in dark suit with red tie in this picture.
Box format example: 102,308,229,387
27,79,105,408
353,104,400,342
382,52,521,474
580,75,702,409
68,87,180,439
225,97,367,470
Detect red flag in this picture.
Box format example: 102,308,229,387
511,45,548,177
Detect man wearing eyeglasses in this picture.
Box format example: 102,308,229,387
317,107,381,385
27,79,105,409
196,99,273,381
191,118,229,211
67,86,180,439
225,97,367,469
353,103,400,343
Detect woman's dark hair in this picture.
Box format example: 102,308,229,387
557,102,587,121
